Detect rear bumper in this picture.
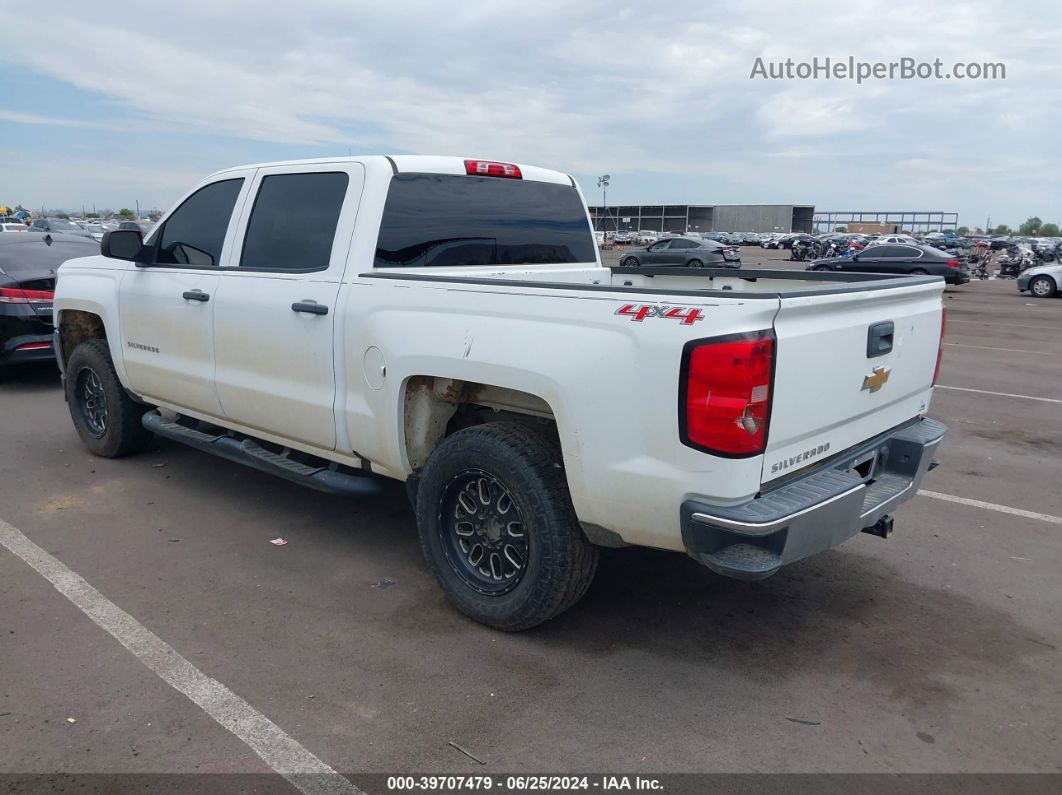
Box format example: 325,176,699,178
947,271,971,285
1016,274,1033,291
681,417,947,580
1,306,54,365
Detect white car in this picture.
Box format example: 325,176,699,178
866,235,919,247
1017,263,1061,298
638,230,659,244
1,223,28,232
53,155,948,630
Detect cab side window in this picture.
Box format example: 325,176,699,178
239,172,349,272
155,179,244,267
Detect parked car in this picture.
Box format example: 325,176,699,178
865,235,920,247
809,243,970,285
28,217,97,239
1016,263,1061,298
638,231,659,244
1,232,100,366
778,233,815,250
80,222,106,241
618,236,740,268
612,230,636,244
1,223,28,233
54,155,947,630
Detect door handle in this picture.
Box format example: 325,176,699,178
182,290,210,302
867,321,894,358
291,300,328,315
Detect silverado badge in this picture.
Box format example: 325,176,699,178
862,366,891,393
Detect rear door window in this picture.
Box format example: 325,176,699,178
375,174,595,267
239,172,349,272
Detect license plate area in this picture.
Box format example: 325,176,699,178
846,451,877,483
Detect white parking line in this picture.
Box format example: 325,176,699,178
936,385,1062,404
918,490,1062,525
944,343,1040,354
0,517,362,795
948,319,1053,331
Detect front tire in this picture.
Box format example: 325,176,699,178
621,256,639,267
65,339,152,458
1029,275,1057,298
415,422,599,631
812,264,833,271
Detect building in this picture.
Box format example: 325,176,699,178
587,204,815,234
813,210,958,234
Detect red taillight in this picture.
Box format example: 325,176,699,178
933,307,947,386
0,286,53,304
946,259,961,268
464,159,522,179
681,332,775,456
15,342,51,351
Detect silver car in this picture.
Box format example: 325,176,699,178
1017,264,1061,298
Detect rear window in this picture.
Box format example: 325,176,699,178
0,238,99,274
374,174,595,267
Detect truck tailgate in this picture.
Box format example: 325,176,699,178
764,282,944,484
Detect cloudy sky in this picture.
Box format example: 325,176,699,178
1,0,1059,227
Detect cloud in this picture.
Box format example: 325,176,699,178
0,0,1060,223
0,111,113,129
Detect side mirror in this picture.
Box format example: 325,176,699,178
101,229,149,263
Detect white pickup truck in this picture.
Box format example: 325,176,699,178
53,156,947,630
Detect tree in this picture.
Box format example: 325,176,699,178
1040,222,1059,237
991,224,1011,235
834,226,847,232
955,226,970,236
56,212,70,219
1018,216,1042,236
117,208,135,220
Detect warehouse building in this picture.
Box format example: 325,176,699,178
813,210,958,234
587,204,815,234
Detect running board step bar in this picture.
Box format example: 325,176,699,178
142,411,383,497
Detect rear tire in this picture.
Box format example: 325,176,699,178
65,339,152,458
910,268,929,276
415,422,599,631
686,259,704,268
1029,275,1057,298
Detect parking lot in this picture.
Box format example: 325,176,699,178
2,253,1060,789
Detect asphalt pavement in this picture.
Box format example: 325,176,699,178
1,254,1059,789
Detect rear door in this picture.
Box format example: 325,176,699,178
119,174,252,416
211,163,365,451
763,281,944,484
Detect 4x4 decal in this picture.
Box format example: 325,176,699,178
615,304,705,325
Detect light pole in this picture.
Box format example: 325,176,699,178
597,175,610,233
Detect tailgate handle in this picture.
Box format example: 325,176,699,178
867,321,894,358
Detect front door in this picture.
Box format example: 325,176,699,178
119,174,253,416
643,240,672,264
211,163,365,451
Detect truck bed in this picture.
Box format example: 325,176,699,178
359,265,940,298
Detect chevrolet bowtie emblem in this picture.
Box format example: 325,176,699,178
862,366,891,393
